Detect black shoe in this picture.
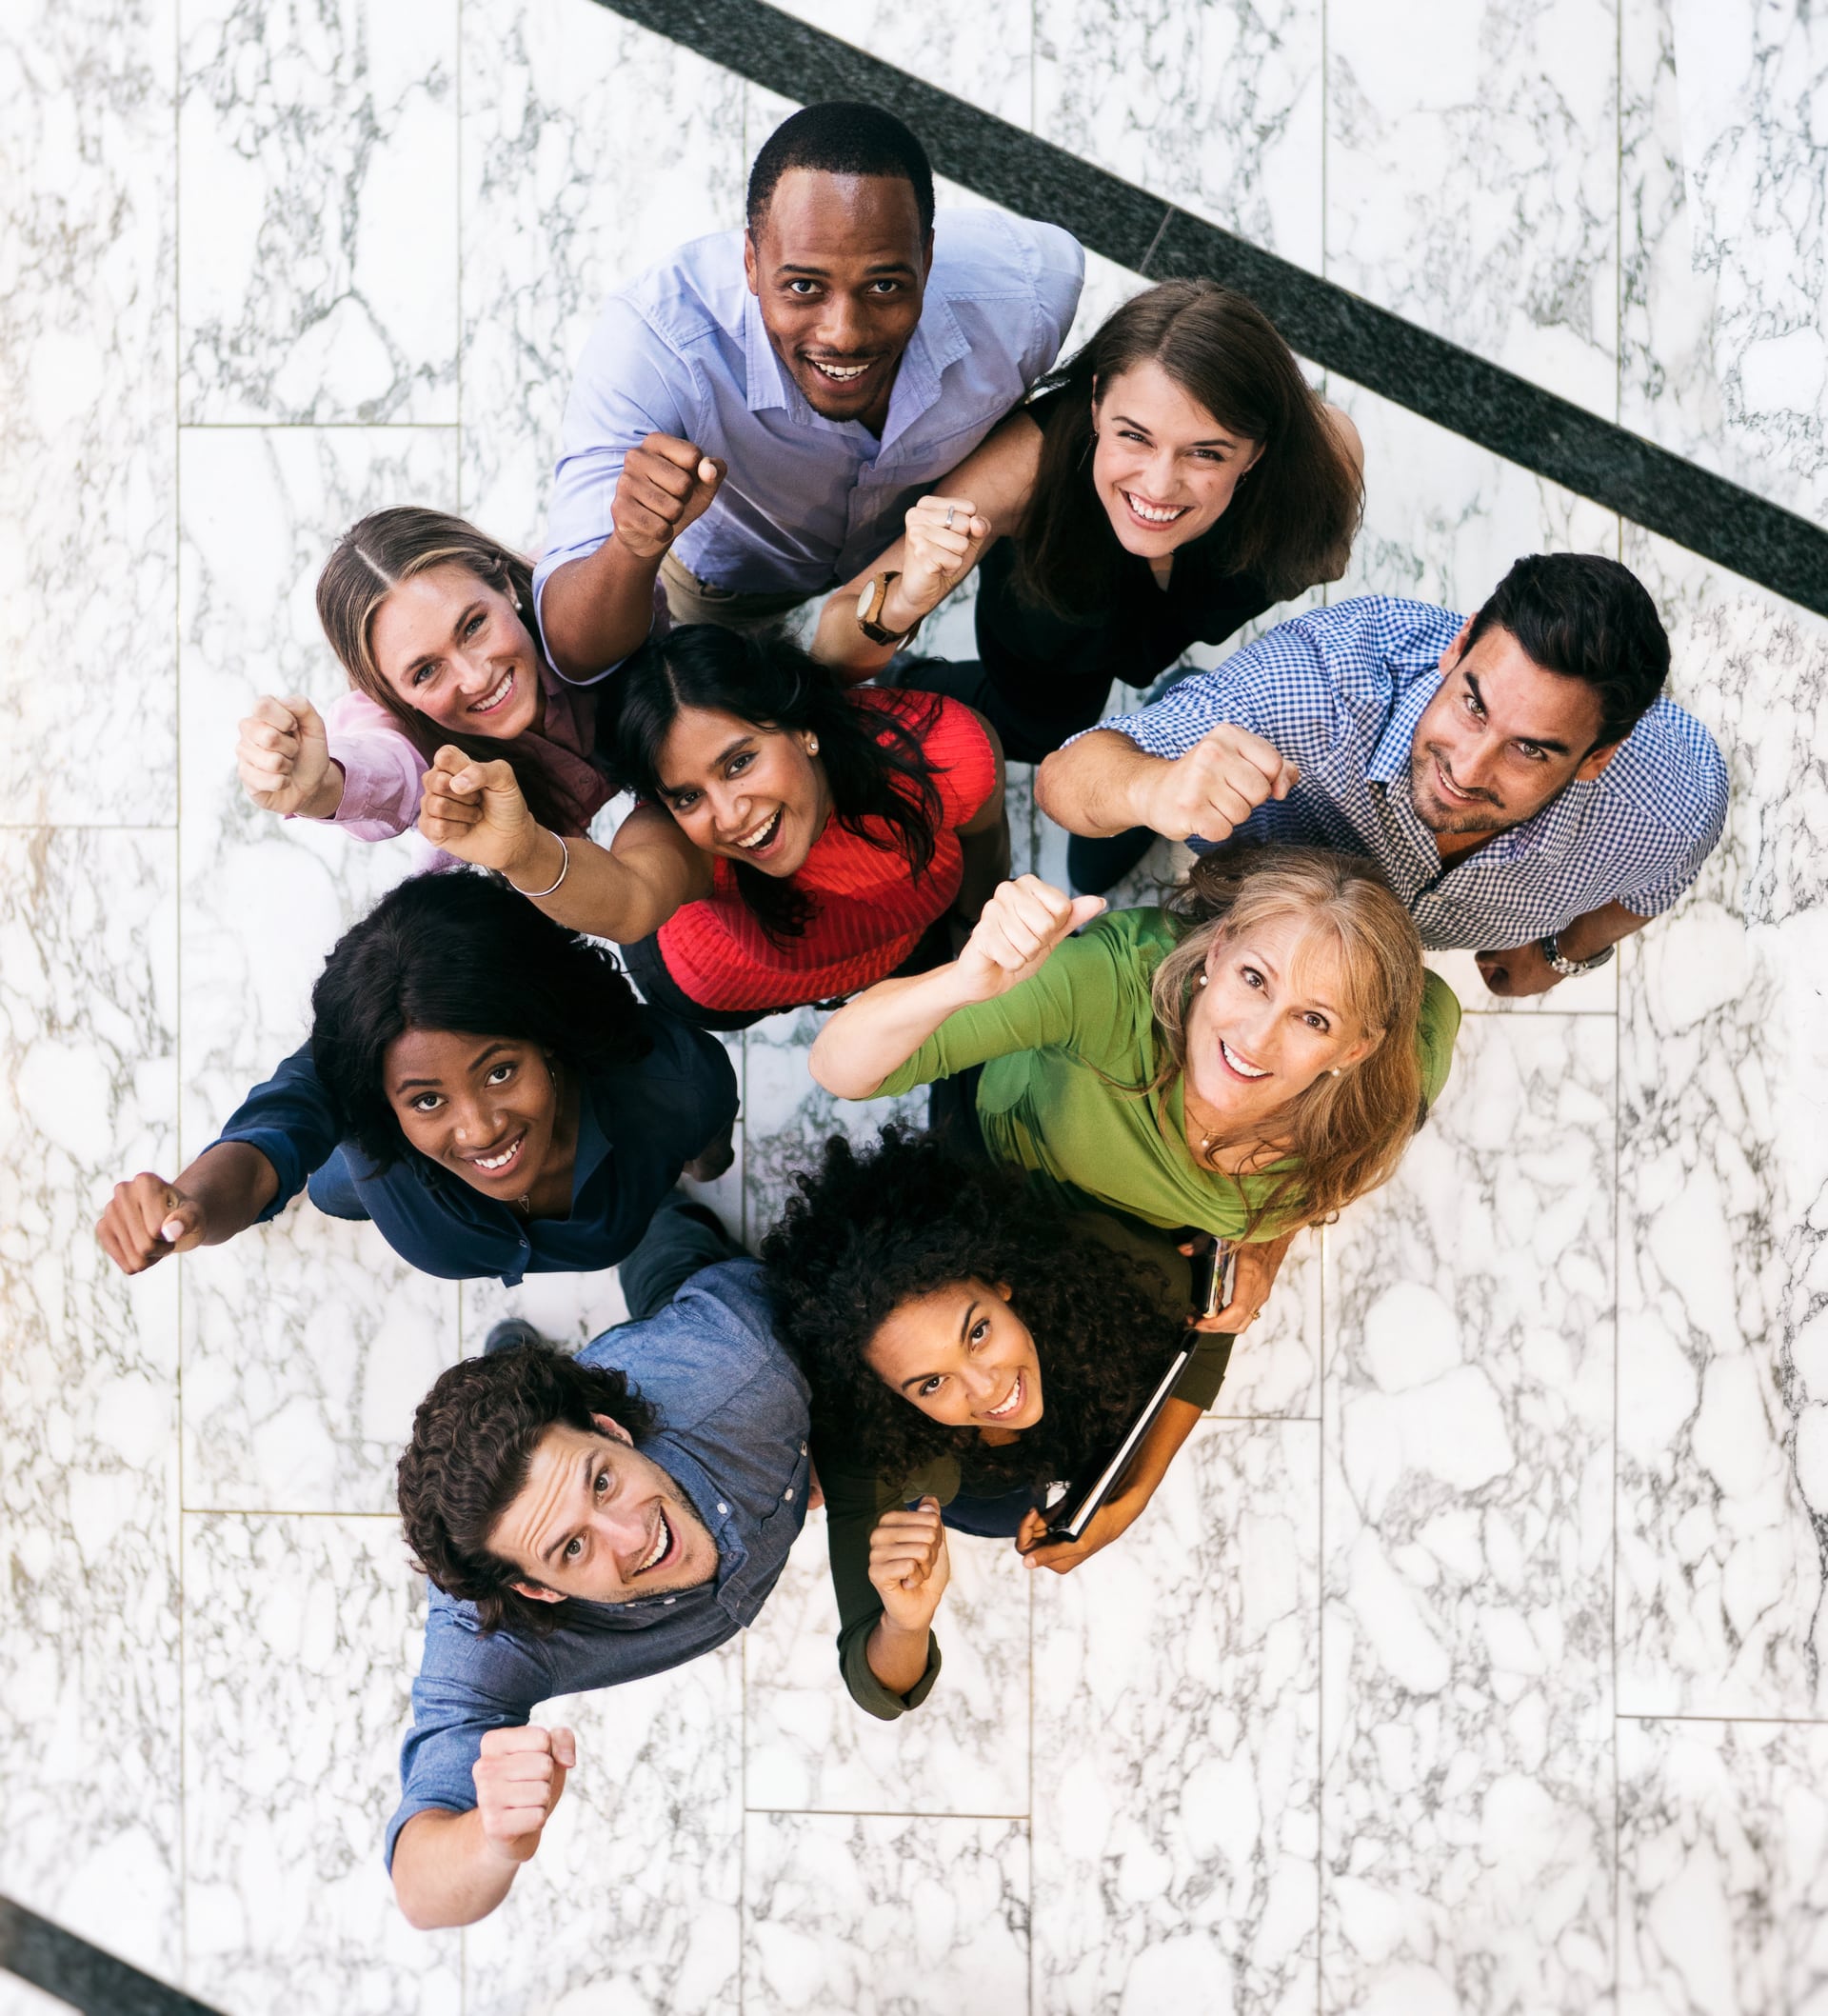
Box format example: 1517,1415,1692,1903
1067,826,1159,897
484,1317,546,1356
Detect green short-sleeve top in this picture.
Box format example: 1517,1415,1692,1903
873,907,1461,1242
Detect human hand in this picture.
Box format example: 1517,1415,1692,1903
867,1496,952,1634
416,748,543,876
893,494,991,619
237,694,341,819
1475,940,1562,997
471,1725,576,1867
1135,724,1300,844
95,1173,209,1275
1178,1231,1292,1334
1016,1493,1138,1575
954,876,1106,1002
612,433,726,561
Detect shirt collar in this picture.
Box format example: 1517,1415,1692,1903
742,290,792,413
1367,654,1446,786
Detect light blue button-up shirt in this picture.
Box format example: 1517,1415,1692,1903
1088,596,1729,949
533,208,1083,630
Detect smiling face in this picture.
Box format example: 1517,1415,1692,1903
1182,912,1381,1132
384,1029,564,1199
368,562,543,741
654,705,831,877
489,1413,719,1607
1089,359,1263,561
864,1279,1046,1434
745,169,931,431
1406,619,1617,848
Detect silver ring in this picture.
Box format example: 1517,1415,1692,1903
944,505,956,530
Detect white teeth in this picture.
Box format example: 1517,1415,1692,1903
985,1372,1023,1419
638,1511,670,1573
1123,491,1188,525
471,670,513,712
734,808,782,850
1221,1039,1270,1080
812,361,869,379
472,1135,522,1170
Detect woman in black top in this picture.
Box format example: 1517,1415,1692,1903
811,280,1363,886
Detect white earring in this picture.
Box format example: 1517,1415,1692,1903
1197,971,1208,988
806,735,820,755
1330,1068,1341,1076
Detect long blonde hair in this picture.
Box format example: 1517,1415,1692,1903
315,507,584,833
1148,846,1426,1230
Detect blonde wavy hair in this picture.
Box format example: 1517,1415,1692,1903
1148,846,1427,1231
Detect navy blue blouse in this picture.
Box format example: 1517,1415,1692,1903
213,1012,738,1285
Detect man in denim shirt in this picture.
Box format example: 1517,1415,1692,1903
386,1200,809,1927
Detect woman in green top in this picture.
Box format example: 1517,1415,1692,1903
809,845,1460,1559
763,1127,1227,1719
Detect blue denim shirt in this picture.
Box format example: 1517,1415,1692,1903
532,207,1083,641
213,1010,737,1285
385,1260,809,1866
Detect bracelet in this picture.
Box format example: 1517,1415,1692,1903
508,830,569,899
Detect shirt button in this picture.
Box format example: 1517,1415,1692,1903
800,1443,807,1455
784,1487,794,1501
663,1597,675,1606
717,1502,728,1516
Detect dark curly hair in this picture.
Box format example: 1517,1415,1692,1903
759,1127,1183,1490
397,1343,660,1637
309,868,651,1171
600,624,946,944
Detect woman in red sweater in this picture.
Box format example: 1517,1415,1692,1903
416,625,1008,1029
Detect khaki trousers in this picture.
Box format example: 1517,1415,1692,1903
658,549,822,634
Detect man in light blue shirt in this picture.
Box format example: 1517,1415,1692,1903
1037,553,1729,996
535,101,1083,682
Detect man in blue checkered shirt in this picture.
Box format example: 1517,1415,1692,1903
1036,552,1728,996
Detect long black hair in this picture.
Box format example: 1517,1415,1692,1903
602,624,946,943
1015,280,1362,619
760,1127,1183,1491
310,868,651,1170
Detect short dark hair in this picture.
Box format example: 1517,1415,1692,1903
309,869,650,1171
397,1344,660,1637
746,101,934,237
1465,552,1670,748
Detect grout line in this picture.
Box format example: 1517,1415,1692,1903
172,0,189,1990
1615,1710,1828,1729
180,1507,401,1520
741,1806,1034,1823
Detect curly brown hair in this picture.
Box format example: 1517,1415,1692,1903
759,1127,1184,1490
396,1345,659,1637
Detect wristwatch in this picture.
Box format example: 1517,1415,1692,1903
856,570,921,649
1539,929,1616,977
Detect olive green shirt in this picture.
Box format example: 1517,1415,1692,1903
874,907,1461,1241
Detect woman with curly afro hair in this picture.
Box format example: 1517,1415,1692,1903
760,1126,1231,1720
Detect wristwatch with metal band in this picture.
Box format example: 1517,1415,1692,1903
857,569,920,649
1540,929,1616,976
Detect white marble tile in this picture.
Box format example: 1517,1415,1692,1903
1326,0,1619,416
0,0,176,825
1037,0,1323,269
178,425,462,1513
745,1512,1031,1817
1616,528,1828,1720
463,1645,744,2016
460,0,748,549
0,830,182,1977
1619,1717,1828,2016
743,1811,1028,2016
178,0,458,424
766,1,1032,128
1621,0,1828,524
181,1512,457,2013
1031,1416,1321,2016
1321,1012,1618,2014
1425,946,1620,1018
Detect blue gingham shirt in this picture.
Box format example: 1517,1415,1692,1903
385,1260,810,1868
1092,596,1729,949
534,208,1083,635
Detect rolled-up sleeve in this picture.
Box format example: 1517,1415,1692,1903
1021,219,1084,380
819,1452,944,1721
211,1042,343,1221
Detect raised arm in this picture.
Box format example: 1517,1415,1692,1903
1036,722,1301,842
416,749,711,942
95,1142,280,1276
808,875,1104,1099
810,409,1043,680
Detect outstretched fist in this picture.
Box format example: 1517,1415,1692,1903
417,747,538,874
897,493,992,617
1137,724,1300,845
96,1173,209,1276
237,694,342,819
613,433,726,561
472,1725,576,1866
956,876,1106,1001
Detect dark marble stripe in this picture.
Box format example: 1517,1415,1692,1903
0,1897,224,2016
590,0,1828,619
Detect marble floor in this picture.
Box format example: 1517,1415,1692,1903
3,1,1827,2011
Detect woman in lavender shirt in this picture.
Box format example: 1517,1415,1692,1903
235,507,624,849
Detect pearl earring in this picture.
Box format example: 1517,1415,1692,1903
1197,971,1208,987
1330,1068,1341,1076
806,735,819,755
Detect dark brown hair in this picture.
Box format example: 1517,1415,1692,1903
315,506,586,834
396,1344,661,1637
1014,280,1362,617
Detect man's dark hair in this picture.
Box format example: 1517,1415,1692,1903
1465,552,1670,748
746,101,935,237
309,869,651,1172
397,1344,661,1637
